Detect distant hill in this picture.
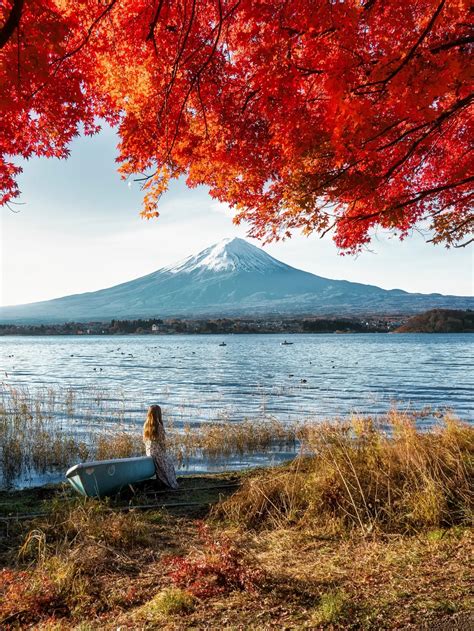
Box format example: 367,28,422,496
395,309,474,333
1,238,473,323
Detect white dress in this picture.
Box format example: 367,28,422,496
144,439,178,489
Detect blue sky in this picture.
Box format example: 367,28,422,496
1,124,472,307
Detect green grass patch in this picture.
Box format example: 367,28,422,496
312,590,349,625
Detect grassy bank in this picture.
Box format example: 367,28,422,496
0,416,472,629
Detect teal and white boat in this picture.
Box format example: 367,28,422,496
66,456,156,497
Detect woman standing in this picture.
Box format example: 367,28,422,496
143,404,178,489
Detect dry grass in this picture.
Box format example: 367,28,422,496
0,468,472,629
1,385,456,491
0,494,198,626
169,417,298,465
216,412,473,533
0,386,121,484
240,524,473,630
15,498,158,617
94,432,144,461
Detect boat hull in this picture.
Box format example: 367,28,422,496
66,456,156,497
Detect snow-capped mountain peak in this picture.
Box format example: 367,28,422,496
165,237,289,275
1,237,471,323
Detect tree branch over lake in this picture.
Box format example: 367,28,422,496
1,0,472,250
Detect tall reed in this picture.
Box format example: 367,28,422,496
0,386,299,486
217,412,473,532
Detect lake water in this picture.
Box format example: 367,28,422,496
1,333,472,488
1,333,473,426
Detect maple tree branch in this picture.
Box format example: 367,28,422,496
319,219,338,238
16,20,20,88
28,0,118,101
395,177,474,209
361,118,409,147
427,217,474,244
444,217,474,236
384,0,445,78
364,0,377,10
164,0,242,162
293,65,325,76
378,120,430,151
428,191,473,218
0,0,24,49
344,176,474,225
454,237,474,248
158,0,197,129
431,35,474,53
288,160,362,209
54,0,118,64
196,78,209,138
383,92,473,179
147,0,166,41
5,200,22,213
241,89,260,113
370,176,474,221
182,0,241,66
358,0,446,91
383,92,473,152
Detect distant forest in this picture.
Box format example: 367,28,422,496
1,310,472,336
0,315,400,336
395,309,474,333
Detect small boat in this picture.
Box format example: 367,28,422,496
281,340,294,346
66,456,156,497
219,342,227,346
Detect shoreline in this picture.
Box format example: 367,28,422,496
1,421,472,630
1,391,472,627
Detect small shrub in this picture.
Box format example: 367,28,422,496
166,523,263,598
426,529,446,542
0,567,62,624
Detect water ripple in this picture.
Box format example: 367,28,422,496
1,333,472,427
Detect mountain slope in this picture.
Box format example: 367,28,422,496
1,238,472,322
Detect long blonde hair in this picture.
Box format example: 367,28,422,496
143,404,166,443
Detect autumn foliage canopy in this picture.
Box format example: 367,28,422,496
1,0,472,251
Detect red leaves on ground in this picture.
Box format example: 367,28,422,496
0,567,62,624
165,523,263,598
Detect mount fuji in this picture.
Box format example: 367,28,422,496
1,238,472,322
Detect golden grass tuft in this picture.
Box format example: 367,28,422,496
139,587,195,618
216,412,473,533
94,431,144,461
311,589,349,625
